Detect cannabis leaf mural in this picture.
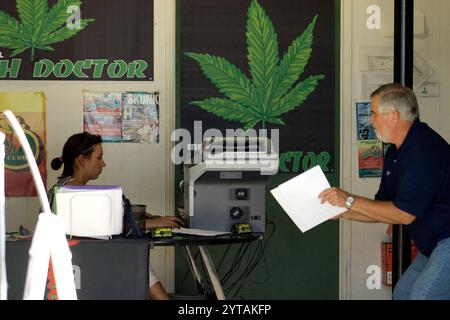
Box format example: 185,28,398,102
185,0,324,130
0,0,94,61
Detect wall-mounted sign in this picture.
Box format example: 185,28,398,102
0,0,154,81
180,0,337,173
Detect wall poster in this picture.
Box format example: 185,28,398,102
356,102,376,140
83,92,123,142
83,91,159,144
357,140,383,178
0,92,46,197
356,101,383,178
122,92,160,144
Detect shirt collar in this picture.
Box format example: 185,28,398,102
398,119,420,153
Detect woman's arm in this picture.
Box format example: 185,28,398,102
145,216,185,229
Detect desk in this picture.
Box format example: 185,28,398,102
150,232,263,300
6,238,149,300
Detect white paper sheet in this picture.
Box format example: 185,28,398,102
270,165,346,233
172,227,231,237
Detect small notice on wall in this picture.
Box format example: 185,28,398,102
83,91,159,143
356,102,377,140
356,102,383,178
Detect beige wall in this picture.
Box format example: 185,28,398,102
2,0,176,292
341,0,450,299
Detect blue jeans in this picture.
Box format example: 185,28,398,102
393,236,450,300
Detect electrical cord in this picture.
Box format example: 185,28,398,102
222,216,277,298
248,218,275,284
228,222,276,299
222,243,252,295
216,244,232,273
226,243,259,298
179,248,212,299
220,243,248,287
178,215,277,299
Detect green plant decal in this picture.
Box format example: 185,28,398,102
0,0,94,61
185,0,324,130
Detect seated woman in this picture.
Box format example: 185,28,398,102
48,132,184,300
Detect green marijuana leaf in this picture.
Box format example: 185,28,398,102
0,0,94,61
185,0,324,130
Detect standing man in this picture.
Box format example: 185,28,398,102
319,83,450,300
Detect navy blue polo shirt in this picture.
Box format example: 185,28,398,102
375,120,450,256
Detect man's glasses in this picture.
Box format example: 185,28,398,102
370,110,388,117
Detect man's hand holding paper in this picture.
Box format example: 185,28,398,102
318,187,352,209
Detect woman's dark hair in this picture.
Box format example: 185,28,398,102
51,132,102,179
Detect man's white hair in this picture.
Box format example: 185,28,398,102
371,83,419,122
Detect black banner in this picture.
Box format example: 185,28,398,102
0,0,154,80
180,0,336,172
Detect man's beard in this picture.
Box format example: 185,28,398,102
375,130,389,143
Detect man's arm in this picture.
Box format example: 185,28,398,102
338,210,378,223
350,195,415,224
319,188,416,225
